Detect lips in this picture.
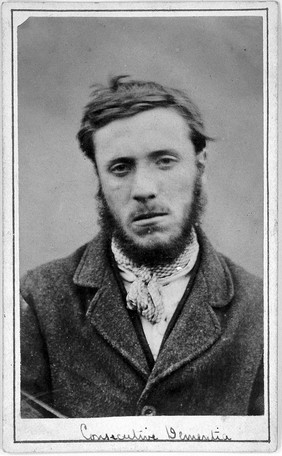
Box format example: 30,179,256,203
133,212,167,222
133,210,169,222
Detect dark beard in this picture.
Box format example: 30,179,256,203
96,174,206,268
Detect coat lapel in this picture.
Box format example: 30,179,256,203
73,233,150,379
149,230,235,382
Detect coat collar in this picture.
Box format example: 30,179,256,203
73,232,151,379
145,230,234,386
72,229,235,381
73,231,109,289
195,228,234,308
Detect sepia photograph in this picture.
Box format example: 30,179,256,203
2,1,278,452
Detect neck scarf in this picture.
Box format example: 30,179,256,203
112,228,199,324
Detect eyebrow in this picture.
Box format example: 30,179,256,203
149,149,180,159
109,149,179,161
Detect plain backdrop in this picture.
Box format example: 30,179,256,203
18,15,263,277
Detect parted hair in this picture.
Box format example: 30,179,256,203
77,76,212,164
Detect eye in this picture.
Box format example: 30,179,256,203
109,162,132,176
156,156,178,169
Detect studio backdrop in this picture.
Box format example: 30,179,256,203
18,16,263,277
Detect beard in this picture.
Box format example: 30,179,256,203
96,173,206,268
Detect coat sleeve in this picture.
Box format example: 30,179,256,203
20,292,53,416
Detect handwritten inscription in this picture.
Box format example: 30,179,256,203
80,423,231,442
80,423,158,441
166,426,232,441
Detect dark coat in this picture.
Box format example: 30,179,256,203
20,230,263,417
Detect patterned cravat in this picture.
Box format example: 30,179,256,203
112,228,199,324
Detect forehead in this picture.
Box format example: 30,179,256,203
94,108,192,155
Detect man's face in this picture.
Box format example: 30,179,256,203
95,108,203,262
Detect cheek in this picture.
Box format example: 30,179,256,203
161,171,196,201
100,177,130,203
101,181,131,219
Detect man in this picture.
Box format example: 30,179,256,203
20,76,263,418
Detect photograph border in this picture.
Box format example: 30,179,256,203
2,1,278,452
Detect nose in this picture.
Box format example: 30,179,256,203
131,165,158,203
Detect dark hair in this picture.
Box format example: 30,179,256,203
77,76,212,164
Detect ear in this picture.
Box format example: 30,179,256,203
196,149,207,173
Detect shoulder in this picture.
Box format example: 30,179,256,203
20,238,98,301
196,228,263,306
21,244,85,289
219,253,263,301
215,252,263,334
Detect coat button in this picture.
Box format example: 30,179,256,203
141,405,156,416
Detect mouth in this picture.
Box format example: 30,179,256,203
132,212,168,226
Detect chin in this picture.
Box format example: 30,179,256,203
118,230,187,267
129,228,173,247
